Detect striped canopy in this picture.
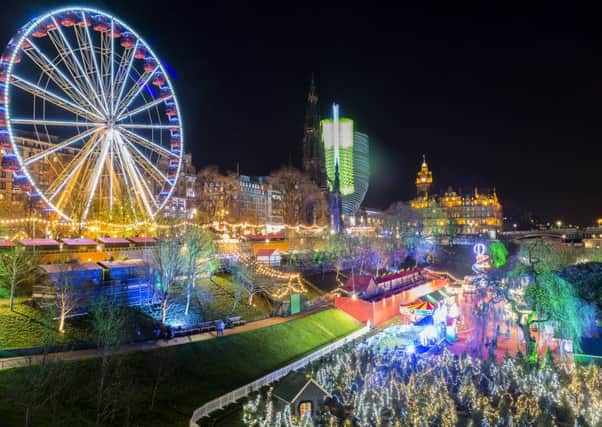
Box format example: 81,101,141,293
400,300,435,316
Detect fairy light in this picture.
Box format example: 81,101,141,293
242,327,602,426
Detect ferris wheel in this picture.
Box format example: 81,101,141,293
0,7,183,225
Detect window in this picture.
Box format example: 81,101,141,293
298,401,312,418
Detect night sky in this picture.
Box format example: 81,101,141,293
1,1,600,225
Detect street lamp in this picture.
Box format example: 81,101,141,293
556,220,562,229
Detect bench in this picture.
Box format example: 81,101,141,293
198,321,216,333
225,316,245,328
168,321,216,338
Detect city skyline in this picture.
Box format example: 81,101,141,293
0,1,600,225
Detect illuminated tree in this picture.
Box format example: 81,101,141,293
0,245,37,311
53,262,79,333
147,239,185,324
498,240,593,358
488,241,508,268
181,227,217,316
383,201,421,247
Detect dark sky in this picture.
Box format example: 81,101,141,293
2,1,601,225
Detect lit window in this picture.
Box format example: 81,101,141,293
299,401,312,418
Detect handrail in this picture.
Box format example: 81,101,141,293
188,325,370,427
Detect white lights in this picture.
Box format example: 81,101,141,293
2,6,184,225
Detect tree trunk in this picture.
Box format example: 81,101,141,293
59,309,65,333
25,406,31,427
9,273,16,311
521,322,535,356
96,357,107,426
161,299,168,325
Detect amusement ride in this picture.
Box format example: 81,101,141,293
0,7,183,227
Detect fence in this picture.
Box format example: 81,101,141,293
189,325,371,427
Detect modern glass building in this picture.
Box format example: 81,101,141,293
321,104,369,215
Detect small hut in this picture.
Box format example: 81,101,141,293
272,372,330,418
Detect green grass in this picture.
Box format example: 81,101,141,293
0,308,362,427
0,297,90,352
0,297,160,355
0,273,269,353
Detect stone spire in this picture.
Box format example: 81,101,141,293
302,73,326,190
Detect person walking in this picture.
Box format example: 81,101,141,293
216,319,225,337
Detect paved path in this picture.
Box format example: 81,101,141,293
0,310,318,371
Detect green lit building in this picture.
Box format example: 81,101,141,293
321,104,369,215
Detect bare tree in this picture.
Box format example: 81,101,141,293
148,239,185,324
182,226,217,316
90,297,127,426
195,166,239,223
0,245,37,311
53,262,79,333
231,261,260,305
268,166,327,225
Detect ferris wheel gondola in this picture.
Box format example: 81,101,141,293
0,7,184,225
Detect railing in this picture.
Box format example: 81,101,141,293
189,325,371,427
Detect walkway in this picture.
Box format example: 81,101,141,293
0,310,318,371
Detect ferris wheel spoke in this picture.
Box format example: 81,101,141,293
115,134,157,216
115,66,158,117
46,18,107,116
10,118,101,127
120,141,160,212
21,39,105,118
118,123,175,130
113,141,140,221
23,127,100,166
113,40,137,113
81,134,112,221
77,11,110,115
47,134,103,201
117,96,171,121
109,20,115,116
10,75,103,122
120,134,169,184
118,127,175,158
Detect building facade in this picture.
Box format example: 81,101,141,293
321,104,369,215
409,157,502,237
237,175,283,227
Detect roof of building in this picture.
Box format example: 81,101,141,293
256,248,280,257
39,262,102,273
343,275,374,293
128,237,156,245
243,233,285,241
272,371,330,404
0,239,15,247
98,259,148,269
61,238,97,247
97,237,131,245
18,239,61,247
374,268,424,284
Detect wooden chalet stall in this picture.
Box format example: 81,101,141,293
334,268,449,325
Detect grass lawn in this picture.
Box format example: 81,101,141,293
0,308,362,427
0,297,90,352
0,297,159,355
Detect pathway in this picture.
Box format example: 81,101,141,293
0,310,319,371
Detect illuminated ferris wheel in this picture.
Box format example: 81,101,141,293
0,7,183,225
